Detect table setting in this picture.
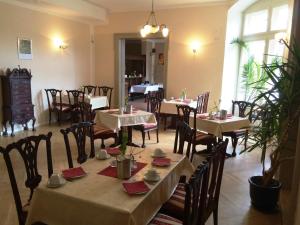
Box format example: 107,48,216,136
25,146,193,225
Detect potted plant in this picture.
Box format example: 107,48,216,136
117,132,131,179
242,40,300,211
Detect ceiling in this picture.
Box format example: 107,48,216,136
84,0,231,12
0,0,231,24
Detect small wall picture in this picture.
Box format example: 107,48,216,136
18,38,32,60
158,53,164,65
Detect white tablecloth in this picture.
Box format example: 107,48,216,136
25,149,193,225
191,115,250,138
129,84,162,94
160,99,197,115
56,94,109,110
95,109,157,131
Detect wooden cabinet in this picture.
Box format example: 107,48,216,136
1,67,35,136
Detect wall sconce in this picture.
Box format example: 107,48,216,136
190,41,201,54
53,37,68,50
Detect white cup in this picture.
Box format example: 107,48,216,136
49,174,63,186
154,148,164,157
146,169,158,179
97,149,108,159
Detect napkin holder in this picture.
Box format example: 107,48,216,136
117,155,131,179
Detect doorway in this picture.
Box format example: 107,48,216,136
114,33,169,110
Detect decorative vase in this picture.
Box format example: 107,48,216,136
117,155,131,179
124,104,132,114
249,176,282,211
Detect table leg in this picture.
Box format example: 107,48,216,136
118,127,140,147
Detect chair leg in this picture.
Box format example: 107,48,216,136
148,131,150,140
101,139,105,149
49,111,52,125
232,137,238,157
244,132,248,150
213,208,218,225
141,131,146,148
164,117,167,130
156,129,159,143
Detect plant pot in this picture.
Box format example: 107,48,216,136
249,176,282,211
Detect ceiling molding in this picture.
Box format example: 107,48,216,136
0,0,108,25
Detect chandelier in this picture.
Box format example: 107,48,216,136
140,0,169,38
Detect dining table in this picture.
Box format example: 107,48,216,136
56,93,109,110
95,108,157,147
129,84,163,95
25,148,194,225
190,114,251,156
160,98,197,115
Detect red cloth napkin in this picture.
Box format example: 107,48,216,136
98,162,147,178
106,147,121,156
152,158,171,167
122,181,150,195
62,167,86,179
183,99,191,104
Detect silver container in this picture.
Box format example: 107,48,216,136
117,155,131,179
220,109,227,120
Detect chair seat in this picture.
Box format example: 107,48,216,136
223,129,247,137
53,103,71,112
148,213,182,225
143,122,158,129
93,123,115,136
161,183,185,219
195,131,215,144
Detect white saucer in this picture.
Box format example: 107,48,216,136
47,178,66,188
96,155,111,160
110,159,117,167
151,153,166,158
144,174,160,182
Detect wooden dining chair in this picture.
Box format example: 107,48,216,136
66,90,85,123
60,122,95,168
98,86,113,109
222,100,254,156
176,105,216,161
0,133,53,225
45,89,71,124
149,163,209,225
173,120,194,160
133,96,161,148
79,102,118,148
160,139,228,225
83,85,97,96
197,91,210,114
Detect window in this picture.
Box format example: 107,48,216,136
236,1,288,101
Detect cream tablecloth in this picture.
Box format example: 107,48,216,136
25,149,193,225
160,99,197,115
56,94,109,110
191,115,250,138
129,84,162,94
95,109,157,130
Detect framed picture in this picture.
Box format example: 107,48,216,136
18,38,32,60
158,53,164,65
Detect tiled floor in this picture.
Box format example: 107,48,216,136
0,123,282,225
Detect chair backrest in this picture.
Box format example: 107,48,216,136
79,102,95,122
173,120,194,159
158,87,165,100
67,90,85,106
197,92,210,114
176,104,196,125
98,86,113,108
60,122,95,168
183,163,209,225
203,139,228,222
232,101,254,119
45,89,63,109
0,132,53,225
83,85,97,96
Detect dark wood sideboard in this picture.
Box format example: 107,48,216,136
1,67,35,136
